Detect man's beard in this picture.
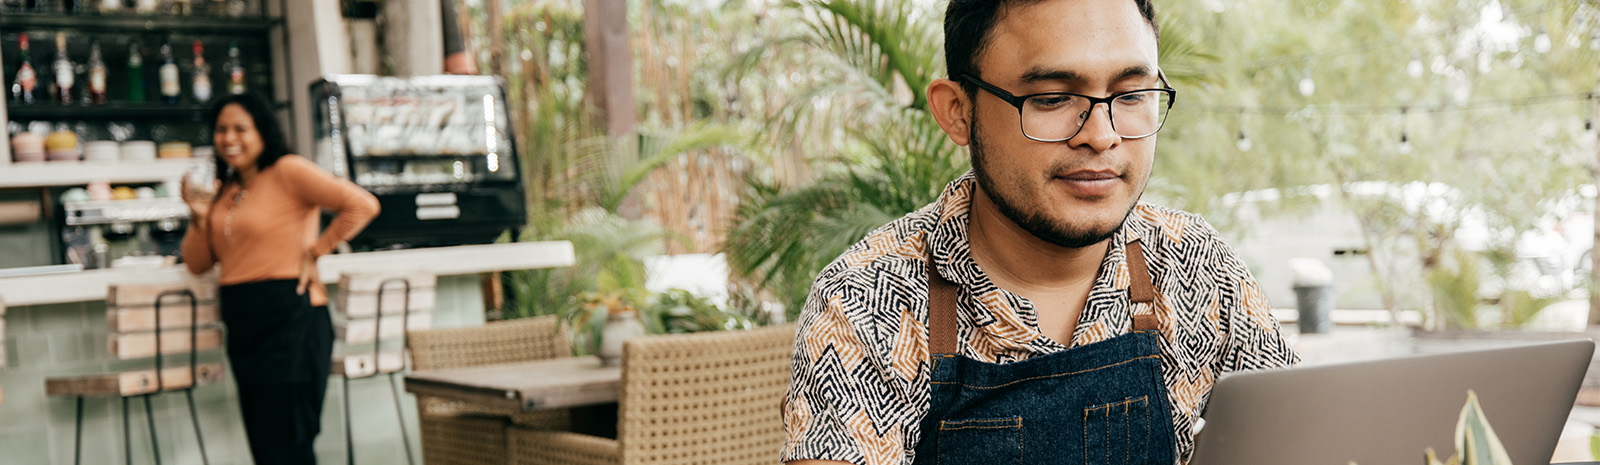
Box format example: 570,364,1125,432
968,121,1134,250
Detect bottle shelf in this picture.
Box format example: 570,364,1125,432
0,13,278,36
6,100,289,120
6,103,212,120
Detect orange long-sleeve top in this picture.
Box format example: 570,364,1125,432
181,154,380,306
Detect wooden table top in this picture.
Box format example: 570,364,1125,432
403,356,622,412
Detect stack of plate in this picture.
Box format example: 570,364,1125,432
158,142,192,159
10,133,45,163
45,131,81,162
84,141,120,163
121,141,157,162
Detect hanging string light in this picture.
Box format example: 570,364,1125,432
1533,27,1552,54
1237,128,1253,152
1408,53,1425,79
1298,69,1316,97
1591,31,1600,51
1398,107,1413,154
1587,95,1596,134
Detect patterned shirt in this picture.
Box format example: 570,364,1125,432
781,171,1299,464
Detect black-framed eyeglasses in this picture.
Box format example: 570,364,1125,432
960,71,1177,142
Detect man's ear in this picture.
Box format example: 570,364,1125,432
928,78,973,147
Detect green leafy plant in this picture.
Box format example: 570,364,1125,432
1428,248,1485,330
1424,390,1513,465
640,288,756,334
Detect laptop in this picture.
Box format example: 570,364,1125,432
1190,339,1595,465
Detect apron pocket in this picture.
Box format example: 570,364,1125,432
1083,396,1151,465
936,416,1022,465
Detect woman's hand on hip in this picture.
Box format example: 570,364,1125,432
298,250,320,295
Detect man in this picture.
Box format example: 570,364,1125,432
442,0,478,75
781,1,1298,464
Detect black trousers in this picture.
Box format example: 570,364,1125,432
220,280,335,465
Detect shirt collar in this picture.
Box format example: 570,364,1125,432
927,170,1147,288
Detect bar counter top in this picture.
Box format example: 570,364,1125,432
0,241,574,306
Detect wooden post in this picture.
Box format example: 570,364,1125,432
583,0,636,137
485,0,503,75
1590,89,1600,327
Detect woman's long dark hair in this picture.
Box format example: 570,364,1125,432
208,93,294,185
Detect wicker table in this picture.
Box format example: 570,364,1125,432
404,356,622,412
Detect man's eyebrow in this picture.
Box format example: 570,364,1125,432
1017,65,1156,85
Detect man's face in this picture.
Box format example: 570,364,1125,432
968,0,1160,249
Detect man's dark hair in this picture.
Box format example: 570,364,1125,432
207,92,295,185
944,0,1158,91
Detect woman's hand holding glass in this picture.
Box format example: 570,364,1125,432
181,176,221,228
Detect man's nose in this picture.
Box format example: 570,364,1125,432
1067,102,1121,152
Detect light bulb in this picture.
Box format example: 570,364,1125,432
1237,129,1253,152
1398,132,1413,155
1298,71,1315,97
1586,118,1594,134
1591,32,1600,51
1534,27,1551,54
1408,54,1424,78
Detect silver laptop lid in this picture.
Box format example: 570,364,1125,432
1191,339,1594,465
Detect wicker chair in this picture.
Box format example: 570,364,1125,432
508,323,797,465
407,315,574,465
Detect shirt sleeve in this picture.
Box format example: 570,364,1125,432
782,277,916,465
275,156,381,257
1206,221,1301,372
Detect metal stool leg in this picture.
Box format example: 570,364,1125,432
388,373,415,465
345,376,355,465
123,397,132,465
184,389,210,465
73,397,83,465
143,394,161,465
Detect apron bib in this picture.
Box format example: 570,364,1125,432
913,239,1177,465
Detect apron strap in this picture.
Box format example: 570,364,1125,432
1126,238,1160,331
927,253,960,356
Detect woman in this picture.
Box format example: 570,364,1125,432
181,93,380,464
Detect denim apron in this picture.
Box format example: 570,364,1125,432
913,239,1178,465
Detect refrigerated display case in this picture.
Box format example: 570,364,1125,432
310,74,525,248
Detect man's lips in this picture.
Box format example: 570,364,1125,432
1052,170,1121,197
1056,170,1121,181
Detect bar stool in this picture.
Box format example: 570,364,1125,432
45,285,223,465
333,271,435,465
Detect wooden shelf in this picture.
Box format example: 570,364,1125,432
0,13,278,35
0,159,190,189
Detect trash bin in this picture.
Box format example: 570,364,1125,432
1289,257,1334,334
1293,284,1332,333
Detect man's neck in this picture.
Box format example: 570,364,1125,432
966,184,1110,292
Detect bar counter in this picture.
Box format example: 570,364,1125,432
0,240,574,464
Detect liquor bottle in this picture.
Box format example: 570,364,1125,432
51,33,73,105
86,40,107,105
225,41,245,95
10,33,37,105
191,41,211,103
126,43,145,103
158,43,180,104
